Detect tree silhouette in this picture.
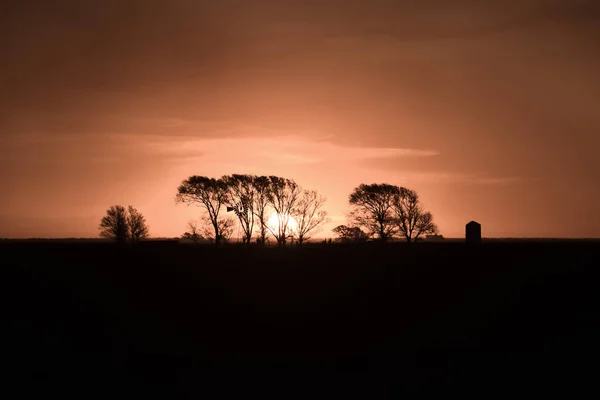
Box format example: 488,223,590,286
99,205,149,243
175,173,332,246
223,174,256,245
127,205,149,242
393,188,438,243
332,225,369,243
252,175,271,245
348,183,399,241
266,176,301,246
182,219,203,244
293,190,330,245
98,205,130,243
176,176,229,245
215,216,235,243
185,216,235,244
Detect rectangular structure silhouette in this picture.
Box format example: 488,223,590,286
466,221,482,244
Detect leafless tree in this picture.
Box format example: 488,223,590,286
223,174,256,245
332,225,369,243
292,190,330,245
252,175,271,245
348,183,399,241
176,176,229,245
393,187,438,243
182,219,203,244
127,205,149,242
99,205,129,243
197,215,235,244
216,216,235,243
266,176,301,246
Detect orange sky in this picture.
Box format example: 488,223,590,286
1,0,599,238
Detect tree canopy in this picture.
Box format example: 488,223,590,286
175,174,329,246
99,205,149,243
393,187,438,243
176,176,229,245
347,183,438,242
349,183,399,241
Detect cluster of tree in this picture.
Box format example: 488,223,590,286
98,205,150,243
176,174,330,246
331,225,370,243
333,184,438,243
97,182,438,246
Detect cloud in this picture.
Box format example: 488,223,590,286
139,135,517,189
358,148,520,186
138,135,516,187
387,171,520,186
142,135,438,169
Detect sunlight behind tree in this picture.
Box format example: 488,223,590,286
267,213,298,237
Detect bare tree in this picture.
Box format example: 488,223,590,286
127,205,149,242
332,225,369,243
195,215,235,244
176,176,229,245
223,174,256,245
266,176,301,246
348,183,399,241
216,216,235,243
393,187,438,243
182,219,203,244
99,205,129,243
292,190,330,245
252,175,271,245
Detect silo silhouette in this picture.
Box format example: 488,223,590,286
466,221,482,244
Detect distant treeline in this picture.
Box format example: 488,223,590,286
99,174,439,245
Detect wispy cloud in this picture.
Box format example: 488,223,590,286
141,135,516,187
143,135,438,168
387,171,520,186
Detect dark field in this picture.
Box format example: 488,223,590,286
1,240,599,395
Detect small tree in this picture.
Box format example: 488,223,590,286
176,176,229,245
348,183,399,241
393,187,438,243
293,189,330,245
332,225,369,243
193,215,235,244
127,205,149,242
99,205,129,243
216,216,235,243
182,219,203,244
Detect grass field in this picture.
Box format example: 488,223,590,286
1,240,598,394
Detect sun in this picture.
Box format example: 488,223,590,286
267,213,298,233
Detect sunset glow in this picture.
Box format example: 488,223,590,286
3,2,600,394
0,1,599,239
267,213,298,235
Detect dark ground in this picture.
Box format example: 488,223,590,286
1,240,599,395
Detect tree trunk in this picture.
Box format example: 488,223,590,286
259,223,267,246
214,227,221,246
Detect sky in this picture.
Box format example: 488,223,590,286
1,0,599,239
